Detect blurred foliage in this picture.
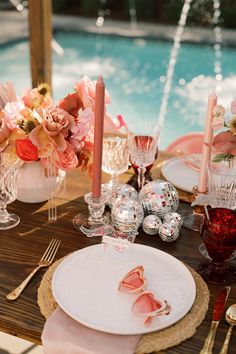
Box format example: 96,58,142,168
52,0,236,28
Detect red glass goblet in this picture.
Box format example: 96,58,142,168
198,207,236,284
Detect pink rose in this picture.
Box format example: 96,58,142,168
43,106,75,138
56,142,78,170
70,108,93,140
212,130,236,156
58,93,84,118
75,76,110,110
4,101,25,129
0,111,10,151
231,99,236,114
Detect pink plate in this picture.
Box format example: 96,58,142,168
165,132,204,154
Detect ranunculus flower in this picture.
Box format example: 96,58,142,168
15,138,39,161
22,87,52,109
43,106,75,138
0,111,10,151
231,99,236,114
212,130,236,156
212,104,225,130
75,76,111,110
56,142,78,170
58,93,84,118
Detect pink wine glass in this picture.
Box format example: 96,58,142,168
129,131,159,191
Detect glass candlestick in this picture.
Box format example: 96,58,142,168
73,191,109,231
183,186,206,232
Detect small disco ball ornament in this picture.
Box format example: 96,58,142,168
139,180,179,218
111,197,144,234
108,183,138,209
163,212,183,228
142,214,162,235
159,222,179,242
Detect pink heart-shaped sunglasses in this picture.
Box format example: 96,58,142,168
118,265,171,326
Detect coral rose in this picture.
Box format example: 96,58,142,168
0,111,10,151
58,93,84,118
212,130,236,156
56,142,78,171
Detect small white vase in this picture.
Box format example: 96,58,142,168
17,161,66,203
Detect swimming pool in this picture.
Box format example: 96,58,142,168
1,31,236,148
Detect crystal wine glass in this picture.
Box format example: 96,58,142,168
102,133,129,190
199,159,236,259
198,207,236,284
128,132,159,191
0,153,20,230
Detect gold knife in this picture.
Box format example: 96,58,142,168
199,286,231,354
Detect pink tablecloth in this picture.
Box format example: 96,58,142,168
42,308,140,354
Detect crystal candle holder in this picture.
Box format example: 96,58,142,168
85,192,108,226
73,191,109,231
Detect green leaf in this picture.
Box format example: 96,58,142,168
212,153,234,163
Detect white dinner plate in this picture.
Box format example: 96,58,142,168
161,157,199,193
52,244,196,335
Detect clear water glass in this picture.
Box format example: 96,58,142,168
0,153,20,230
208,159,236,209
102,134,129,189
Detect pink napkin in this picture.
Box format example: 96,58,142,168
42,308,141,354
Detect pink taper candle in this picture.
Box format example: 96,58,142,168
92,76,105,198
198,94,218,193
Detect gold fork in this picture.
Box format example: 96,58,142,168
6,238,61,301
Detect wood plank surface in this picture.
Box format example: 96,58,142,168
28,0,52,87
0,158,235,353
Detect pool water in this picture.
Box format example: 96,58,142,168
1,32,236,148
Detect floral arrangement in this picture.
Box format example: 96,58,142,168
0,77,123,173
212,99,236,163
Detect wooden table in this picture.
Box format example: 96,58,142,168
0,164,235,354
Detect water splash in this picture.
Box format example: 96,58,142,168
176,75,236,125
157,0,193,130
212,0,223,93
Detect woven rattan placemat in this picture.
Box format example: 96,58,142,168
38,257,209,354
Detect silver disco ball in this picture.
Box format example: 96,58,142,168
108,183,138,209
142,214,162,235
159,223,179,242
139,180,179,218
163,212,183,227
111,197,144,234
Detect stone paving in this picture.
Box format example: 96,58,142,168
1,11,236,46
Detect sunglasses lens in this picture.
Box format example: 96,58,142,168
118,265,146,293
132,292,165,316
